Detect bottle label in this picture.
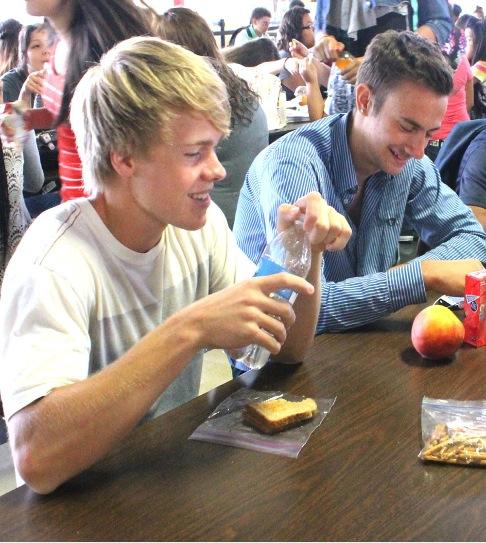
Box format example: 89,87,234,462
254,257,293,301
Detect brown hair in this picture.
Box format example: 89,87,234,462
0,19,22,76
356,30,453,114
277,7,310,53
157,7,258,128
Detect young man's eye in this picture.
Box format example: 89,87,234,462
185,152,201,159
400,124,413,133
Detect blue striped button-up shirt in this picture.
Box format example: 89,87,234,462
233,113,486,333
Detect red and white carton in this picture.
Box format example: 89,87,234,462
464,269,486,347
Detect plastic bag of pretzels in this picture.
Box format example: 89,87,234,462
419,397,486,467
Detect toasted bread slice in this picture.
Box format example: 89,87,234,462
243,397,317,434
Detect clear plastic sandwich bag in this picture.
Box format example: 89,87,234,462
418,397,486,466
189,388,336,458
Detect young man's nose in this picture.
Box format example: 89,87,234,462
204,151,226,183
405,134,427,160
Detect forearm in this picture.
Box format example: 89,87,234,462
413,229,486,263
315,61,330,88
316,261,426,333
306,80,325,121
466,81,474,112
277,252,322,362
9,313,201,494
256,58,286,76
469,206,486,230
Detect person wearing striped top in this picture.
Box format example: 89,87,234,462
234,30,486,333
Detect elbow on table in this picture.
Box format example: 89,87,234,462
13,444,62,495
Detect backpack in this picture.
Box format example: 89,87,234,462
228,25,252,46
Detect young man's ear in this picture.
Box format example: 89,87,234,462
110,151,135,179
355,83,372,115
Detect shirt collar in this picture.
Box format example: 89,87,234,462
330,112,360,203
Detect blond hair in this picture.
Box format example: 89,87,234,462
70,36,231,193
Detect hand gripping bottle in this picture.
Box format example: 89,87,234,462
232,219,311,370
0,101,27,150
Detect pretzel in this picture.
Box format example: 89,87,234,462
421,424,486,466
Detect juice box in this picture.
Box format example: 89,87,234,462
464,269,486,347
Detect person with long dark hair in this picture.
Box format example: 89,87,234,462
424,30,474,162
1,23,51,197
0,19,22,77
1,23,51,106
156,7,268,228
465,17,486,119
15,0,151,202
277,7,330,99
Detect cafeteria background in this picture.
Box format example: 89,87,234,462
0,0,484,497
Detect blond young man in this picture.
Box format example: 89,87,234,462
0,37,350,494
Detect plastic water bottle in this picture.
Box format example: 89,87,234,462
232,220,311,370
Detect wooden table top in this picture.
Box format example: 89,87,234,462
0,300,485,541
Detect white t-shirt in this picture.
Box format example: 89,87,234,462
0,198,253,421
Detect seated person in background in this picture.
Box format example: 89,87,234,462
424,38,474,162
156,7,268,229
10,0,151,203
232,7,272,47
222,38,291,92
474,6,484,21
0,19,22,77
435,119,486,229
1,24,51,107
234,30,486,334
1,23,51,197
277,7,331,99
314,0,452,114
315,0,452,51
465,18,486,119
0,36,350,494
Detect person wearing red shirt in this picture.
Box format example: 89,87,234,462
22,0,151,202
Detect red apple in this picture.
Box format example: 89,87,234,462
411,305,465,359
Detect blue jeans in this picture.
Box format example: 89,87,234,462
25,191,61,218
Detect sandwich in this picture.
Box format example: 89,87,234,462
243,397,317,434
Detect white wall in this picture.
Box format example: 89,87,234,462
0,6,41,25
0,0,312,32
455,1,484,15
